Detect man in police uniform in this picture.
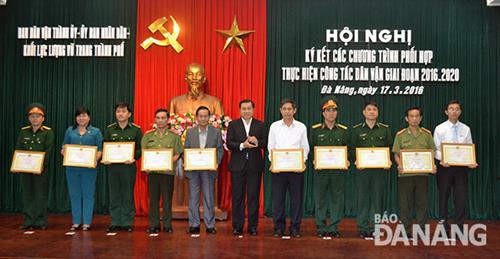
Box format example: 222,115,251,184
311,98,349,238
15,103,54,230
103,102,142,232
351,101,392,239
392,106,436,238
141,108,183,234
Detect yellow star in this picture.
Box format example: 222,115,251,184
216,16,254,54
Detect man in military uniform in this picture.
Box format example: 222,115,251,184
141,108,183,234
351,101,392,239
311,98,349,238
392,106,436,238
15,103,54,230
103,102,142,232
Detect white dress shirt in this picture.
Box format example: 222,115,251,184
239,118,253,151
433,120,473,160
267,119,309,161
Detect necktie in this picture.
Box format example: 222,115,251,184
452,124,458,142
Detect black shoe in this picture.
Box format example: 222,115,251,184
359,231,369,238
19,225,32,230
317,231,328,238
188,227,200,234
146,227,160,233
273,229,285,238
232,228,243,236
163,227,173,233
330,231,341,238
122,226,133,232
206,228,217,234
106,225,120,232
290,231,301,238
248,228,258,236
33,225,47,230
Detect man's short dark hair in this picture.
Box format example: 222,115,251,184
363,101,378,110
155,108,169,116
280,98,296,109
115,102,131,113
406,106,422,116
239,99,255,108
445,100,461,111
196,106,210,116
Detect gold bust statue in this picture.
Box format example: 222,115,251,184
169,63,224,115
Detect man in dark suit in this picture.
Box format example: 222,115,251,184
184,106,224,235
227,99,267,236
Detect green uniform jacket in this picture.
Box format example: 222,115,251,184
104,122,143,160
350,122,392,168
16,125,55,168
141,129,183,175
392,127,436,177
311,122,349,171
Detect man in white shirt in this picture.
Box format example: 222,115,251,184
434,100,478,233
268,99,309,238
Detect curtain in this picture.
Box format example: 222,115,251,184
0,0,137,213
264,0,500,219
134,0,267,215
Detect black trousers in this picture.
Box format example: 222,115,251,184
271,172,304,233
230,161,262,231
437,162,468,227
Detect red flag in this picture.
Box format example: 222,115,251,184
134,0,267,215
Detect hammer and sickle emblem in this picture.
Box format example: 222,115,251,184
140,16,183,53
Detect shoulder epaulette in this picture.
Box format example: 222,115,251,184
21,125,31,130
312,123,322,129
42,125,51,130
353,123,362,128
107,122,117,128
336,123,347,130
378,122,389,128
421,127,431,134
145,129,156,134
396,128,407,135
131,123,141,128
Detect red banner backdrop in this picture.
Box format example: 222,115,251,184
134,0,267,215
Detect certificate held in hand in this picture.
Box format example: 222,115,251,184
141,149,173,172
184,148,217,171
10,150,45,174
270,149,305,173
400,149,435,174
102,142,135,163
63,144,98,168
441,143,476,166
314,146,348,170
355,147,391,169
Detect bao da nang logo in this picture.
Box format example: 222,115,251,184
373,213,487,246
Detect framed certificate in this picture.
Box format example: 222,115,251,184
270,149,305,173
63,144,98,168
441,143,476,166
141,148,173,171
356,147,391,169
184,148,217,171
102,142,135,163
314,146,348,170
400,149,435,174
10,150,45,174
